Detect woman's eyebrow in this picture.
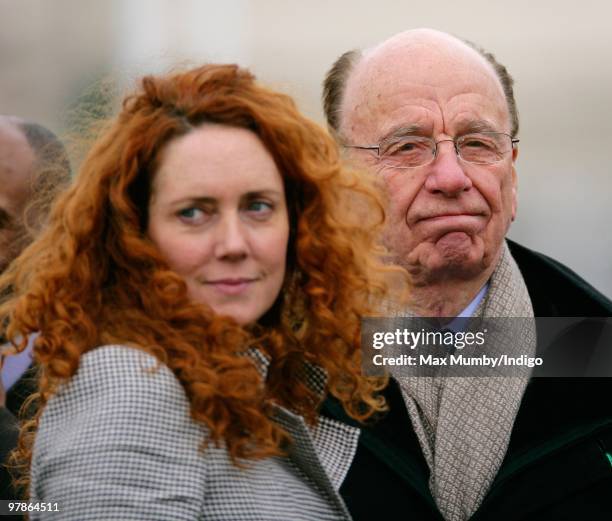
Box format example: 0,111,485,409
241,189,283,198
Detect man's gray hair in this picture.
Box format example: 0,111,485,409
17,121,72,180
14,119,72,247
322,49,362,139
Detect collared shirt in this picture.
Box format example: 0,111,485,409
1,335,35,391
445,282,489,332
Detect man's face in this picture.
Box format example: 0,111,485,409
340,33,517,284
0,122,34,273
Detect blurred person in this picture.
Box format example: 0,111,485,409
0,116,71,506
322,29,612,520
0,64,400,520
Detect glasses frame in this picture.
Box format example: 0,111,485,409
344,131,520,168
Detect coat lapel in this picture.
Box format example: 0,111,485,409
273,406,355,519
321,382,437,510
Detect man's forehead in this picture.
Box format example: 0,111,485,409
340,30,508,138
0,120,31,162
357,29,498,83
0,120,35,202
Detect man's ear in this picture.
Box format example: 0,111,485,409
512,145,518,163
511,146,518,221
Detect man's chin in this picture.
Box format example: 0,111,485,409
436,231,475,257
405,234,487,283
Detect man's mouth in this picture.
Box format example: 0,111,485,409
411,212,487,238
415,212,485,223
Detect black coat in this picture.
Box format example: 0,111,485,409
324,240,612,521
0,407,19,498
1,364,36,521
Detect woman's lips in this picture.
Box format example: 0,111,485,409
203,278,257,296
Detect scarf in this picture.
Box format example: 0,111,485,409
393,242,536,520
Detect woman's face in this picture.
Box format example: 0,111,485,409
147,124,289,325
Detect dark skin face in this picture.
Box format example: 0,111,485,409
0,119,35,274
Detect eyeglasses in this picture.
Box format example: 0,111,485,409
344,132,519,168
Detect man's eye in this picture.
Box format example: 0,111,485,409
386,139,429,156
396,142,417,152
463,139,493,149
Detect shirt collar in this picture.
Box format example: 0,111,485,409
445,282,489,332
1,335,36,391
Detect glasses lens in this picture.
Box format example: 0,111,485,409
457,133,511,164
380,136,434,168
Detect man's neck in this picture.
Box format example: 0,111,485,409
407,268,494,317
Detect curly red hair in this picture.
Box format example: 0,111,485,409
0,64,403,475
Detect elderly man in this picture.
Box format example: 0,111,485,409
0,115,70,505
321,30,612,521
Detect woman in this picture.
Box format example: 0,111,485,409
0,64,397,520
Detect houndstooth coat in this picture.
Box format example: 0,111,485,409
30,345,360,520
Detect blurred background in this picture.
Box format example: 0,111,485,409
1,0,611,297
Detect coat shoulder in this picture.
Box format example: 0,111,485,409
507,239,612,316
31,345,207,520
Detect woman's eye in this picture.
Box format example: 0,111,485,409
246,200,273,215
177,207,207,223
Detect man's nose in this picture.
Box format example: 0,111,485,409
213,214,249,260
423,140,473,196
